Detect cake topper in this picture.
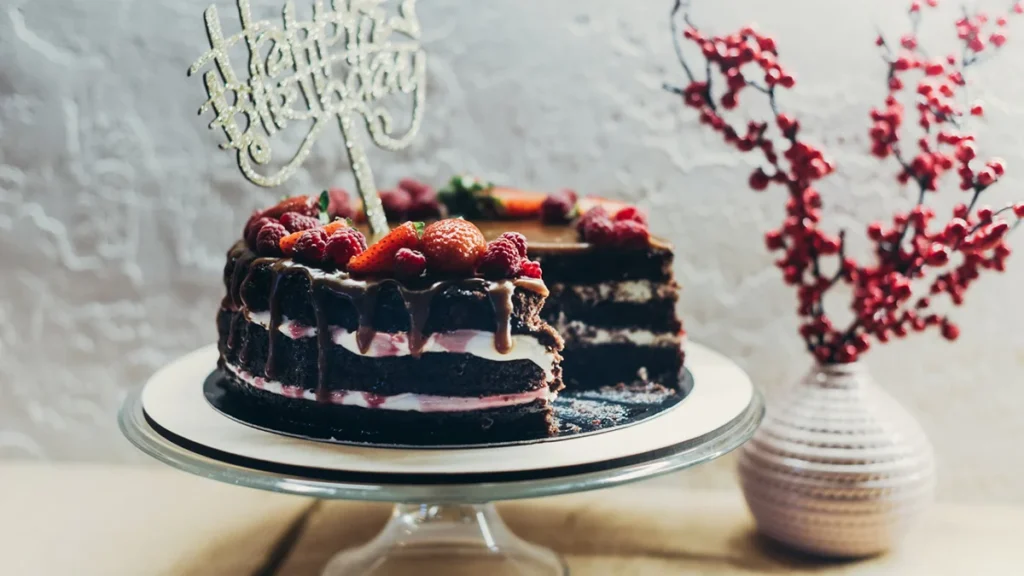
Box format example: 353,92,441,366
188,0,427,236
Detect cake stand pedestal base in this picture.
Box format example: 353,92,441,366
323,503,566,576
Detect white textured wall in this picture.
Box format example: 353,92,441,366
1,0,1022,502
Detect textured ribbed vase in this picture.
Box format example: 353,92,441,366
738,362,935,558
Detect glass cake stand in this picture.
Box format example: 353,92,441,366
119,343,763,575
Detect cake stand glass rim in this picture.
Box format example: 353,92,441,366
118,384,764,503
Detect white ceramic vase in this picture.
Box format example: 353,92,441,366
738,362,936,558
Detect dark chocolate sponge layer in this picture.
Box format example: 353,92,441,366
218,311,563,397
560,343,684,391
220,372,558,444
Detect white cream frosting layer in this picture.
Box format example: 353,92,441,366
551,280,677,304
244,311,556,377
559,320,682,347
225,363,555,413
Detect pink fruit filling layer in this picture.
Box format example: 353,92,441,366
225,364,555,413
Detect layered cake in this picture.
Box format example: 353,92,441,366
435,177,685,390
218,193,564,444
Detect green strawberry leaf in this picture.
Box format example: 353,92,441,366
318,190,330,225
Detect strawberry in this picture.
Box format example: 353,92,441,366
576,196,631,218
348,221,424,276
280,219,348,255
485,187,547,219
420,219,487,275
262,195,319,219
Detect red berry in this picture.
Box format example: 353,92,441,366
349,221,423,277
293,228,329,264
280,211,320,233
379,188,412,222
499,232,529,257
576,206,610,236
749,168,770,191
327,188,354,219
326,228,367,270
520,260,543,279
941,321,961,341
255,222,288,256
393,248,427,279
262,195,319,219
541,192,577,223
421,219,487,274
580,211,616,245
246,216,275,248
478,239,522,279
1013,203,1024,218
611,220,650,249
398,179,434,200
614,206,648,226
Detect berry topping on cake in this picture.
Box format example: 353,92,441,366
292,228,329,264
262,194,320,219
255,222,288,256
499,231,529,258
379,188,412,222
478,238,522,279
245,216,276,248
520,260,543,279
576,196,631,217
540,190,579,223
613,205,648,226
485,188,548,220
611,219,650,249
393,248,428,279
327,188,355,219
578,206,651,249
348,221,424,276
325,228,367,270
421,219,487,274
400,179,443,220
280,219,348,255
280,211,320,233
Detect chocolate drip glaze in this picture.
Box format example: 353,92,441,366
222,242,549,403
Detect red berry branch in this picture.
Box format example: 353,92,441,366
666,0,1024,363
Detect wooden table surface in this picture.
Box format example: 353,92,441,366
0,463,1018,575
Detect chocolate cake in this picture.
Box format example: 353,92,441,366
435,177,685,390
219,201,564,444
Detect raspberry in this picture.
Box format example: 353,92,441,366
245,216,275,248
613,219,650,248
520,260,543,279
576,206,610,236
393,248,427,279
579,209,615,244
478,239,521,279
292,228,329,264
614,206,648,226
541,191,577,224
327,188,354,219
379,188,412,221
421,219,487,274
280,211,320,233
499,232,528,257
398,178,435,201
326,228,367,270
255,222,287,256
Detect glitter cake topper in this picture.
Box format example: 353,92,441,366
188,0,426,236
